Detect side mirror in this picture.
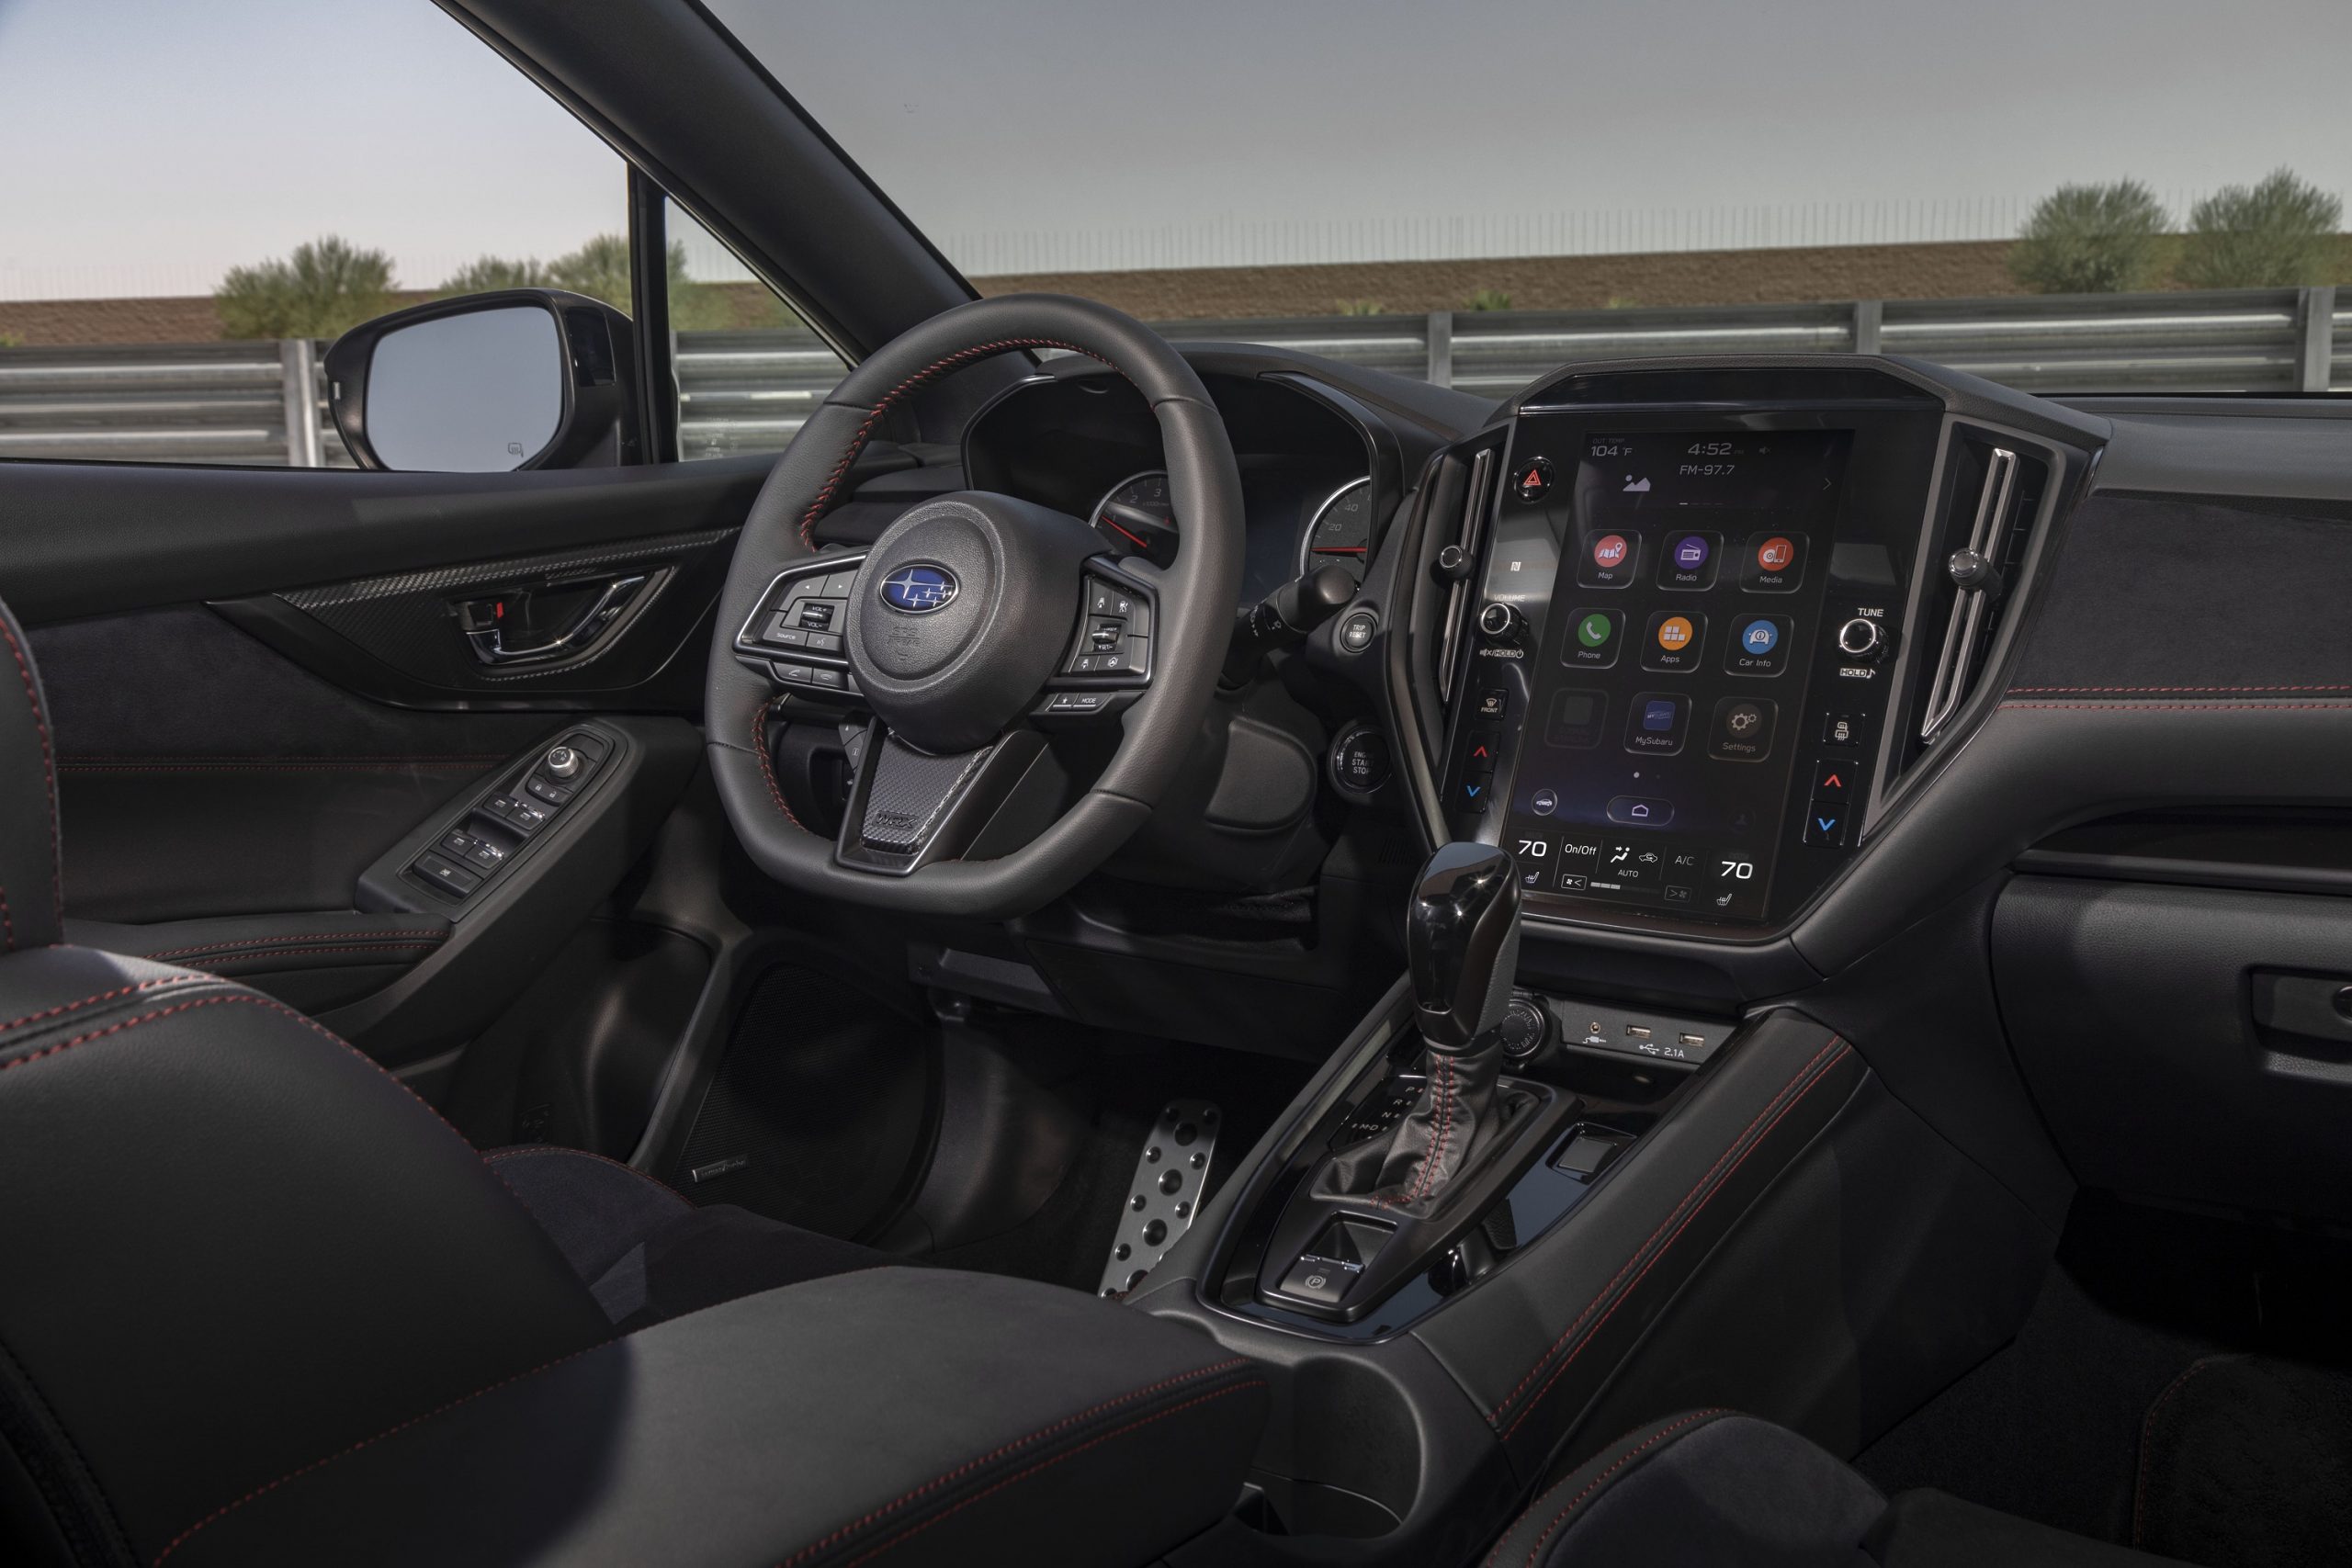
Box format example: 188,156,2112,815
324,289,641,472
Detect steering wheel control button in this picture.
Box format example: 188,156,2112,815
1836,615,1887,662
1605,795,1675,828
1563,607,1623,669
1708,696,1778,762
1329,725,1391,799
1657,531,1721,591
1338,610,1378,653
1577,529,1640,590
1804,800,1849,846
1740,531,1807,592
1512,457,1554,503
1640,611,1705,673
1725,615,1793,676
1623,694,1690,756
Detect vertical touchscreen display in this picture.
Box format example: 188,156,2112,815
1501,430,1849,920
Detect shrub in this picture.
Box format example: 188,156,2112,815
1464,287,1513,311
2177,168,2344,288
2007,181,2170,294
1335,299,1386,316
0,331,22,349
440,256,552,293
215,236,397,339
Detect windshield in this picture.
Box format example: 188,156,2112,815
714,0,2350,397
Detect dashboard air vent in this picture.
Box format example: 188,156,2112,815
1436,446,1496,700
1914,432,2048,748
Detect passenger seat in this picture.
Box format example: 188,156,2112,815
1484,1409,2190,1567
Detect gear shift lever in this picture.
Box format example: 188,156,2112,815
1320,842,1522,1210
1410,841,1522,1049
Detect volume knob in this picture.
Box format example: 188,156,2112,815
1477,602,1521,642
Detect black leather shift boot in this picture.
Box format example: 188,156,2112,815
1316,1046,1525,1216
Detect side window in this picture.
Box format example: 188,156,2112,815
663,200,849,462
0,1,629,468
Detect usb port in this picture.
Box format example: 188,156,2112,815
1678,1032,1705,1047
1624,1025,1652,1040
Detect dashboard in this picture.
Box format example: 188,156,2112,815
962,366,1396,605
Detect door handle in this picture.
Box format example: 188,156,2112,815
461,574,650,666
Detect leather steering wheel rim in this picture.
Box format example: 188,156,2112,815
704,294,1245,919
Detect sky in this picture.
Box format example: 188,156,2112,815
6,0,2350,299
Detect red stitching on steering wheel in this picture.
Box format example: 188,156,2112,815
797,337,1123,549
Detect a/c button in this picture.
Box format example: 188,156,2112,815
1606,795,1675,827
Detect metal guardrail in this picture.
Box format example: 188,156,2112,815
2,286,2341,466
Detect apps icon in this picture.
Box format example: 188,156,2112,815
1657,530,1721,591
1623,692,1690,755
1640,610,1708,672
1562,607,1623,669
1724,615,1794,676
1577,529,1641,589
1707,695,1778,762
1740,530,1807,592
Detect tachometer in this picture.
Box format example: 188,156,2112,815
1300,477,1376,580
1090,469,1179,565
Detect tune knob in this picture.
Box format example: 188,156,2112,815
1477,602,1521,641
544,744,582,780
1836,617,1885,661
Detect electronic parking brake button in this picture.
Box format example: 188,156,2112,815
1278,1256,1354,1307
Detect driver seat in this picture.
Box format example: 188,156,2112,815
0,596,1266,1567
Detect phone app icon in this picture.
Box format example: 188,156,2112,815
1562,606,1623,668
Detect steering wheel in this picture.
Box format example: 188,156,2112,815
705,295,1245,919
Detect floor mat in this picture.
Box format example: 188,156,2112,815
2133,1353,2352,1568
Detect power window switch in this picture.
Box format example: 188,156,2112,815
443,830,508,872
1277,1255,1354,1307
412,852,482,898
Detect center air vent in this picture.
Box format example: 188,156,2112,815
1436,446,1496,700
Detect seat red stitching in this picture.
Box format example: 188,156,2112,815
2008,684,2352,694
1498,1044,1851,1442
2000,701,2352,713
796,337,1121,548
821,1382,1266,1568
1486,1036,1846,1423
149,1339,612,1566
0,974,210,1037
775,1359,1253,1564
2132,1357,2215,1546
0,615,62,932
168,943,442,966
485,1145,692,1208
1487,1409,1731,1568
141,932,445,961
1,886,12,953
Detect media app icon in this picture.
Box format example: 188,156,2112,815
1756,536,1795,570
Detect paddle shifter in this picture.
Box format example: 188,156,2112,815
1317,842,1521,1211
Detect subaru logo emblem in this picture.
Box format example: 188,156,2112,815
879,564,958,615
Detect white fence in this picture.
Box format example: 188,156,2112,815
2,287,2342,467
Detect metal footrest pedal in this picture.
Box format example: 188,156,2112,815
1098,1099,1220,1297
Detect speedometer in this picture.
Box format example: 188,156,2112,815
1299,478,1376,581
1090,470,1179,565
